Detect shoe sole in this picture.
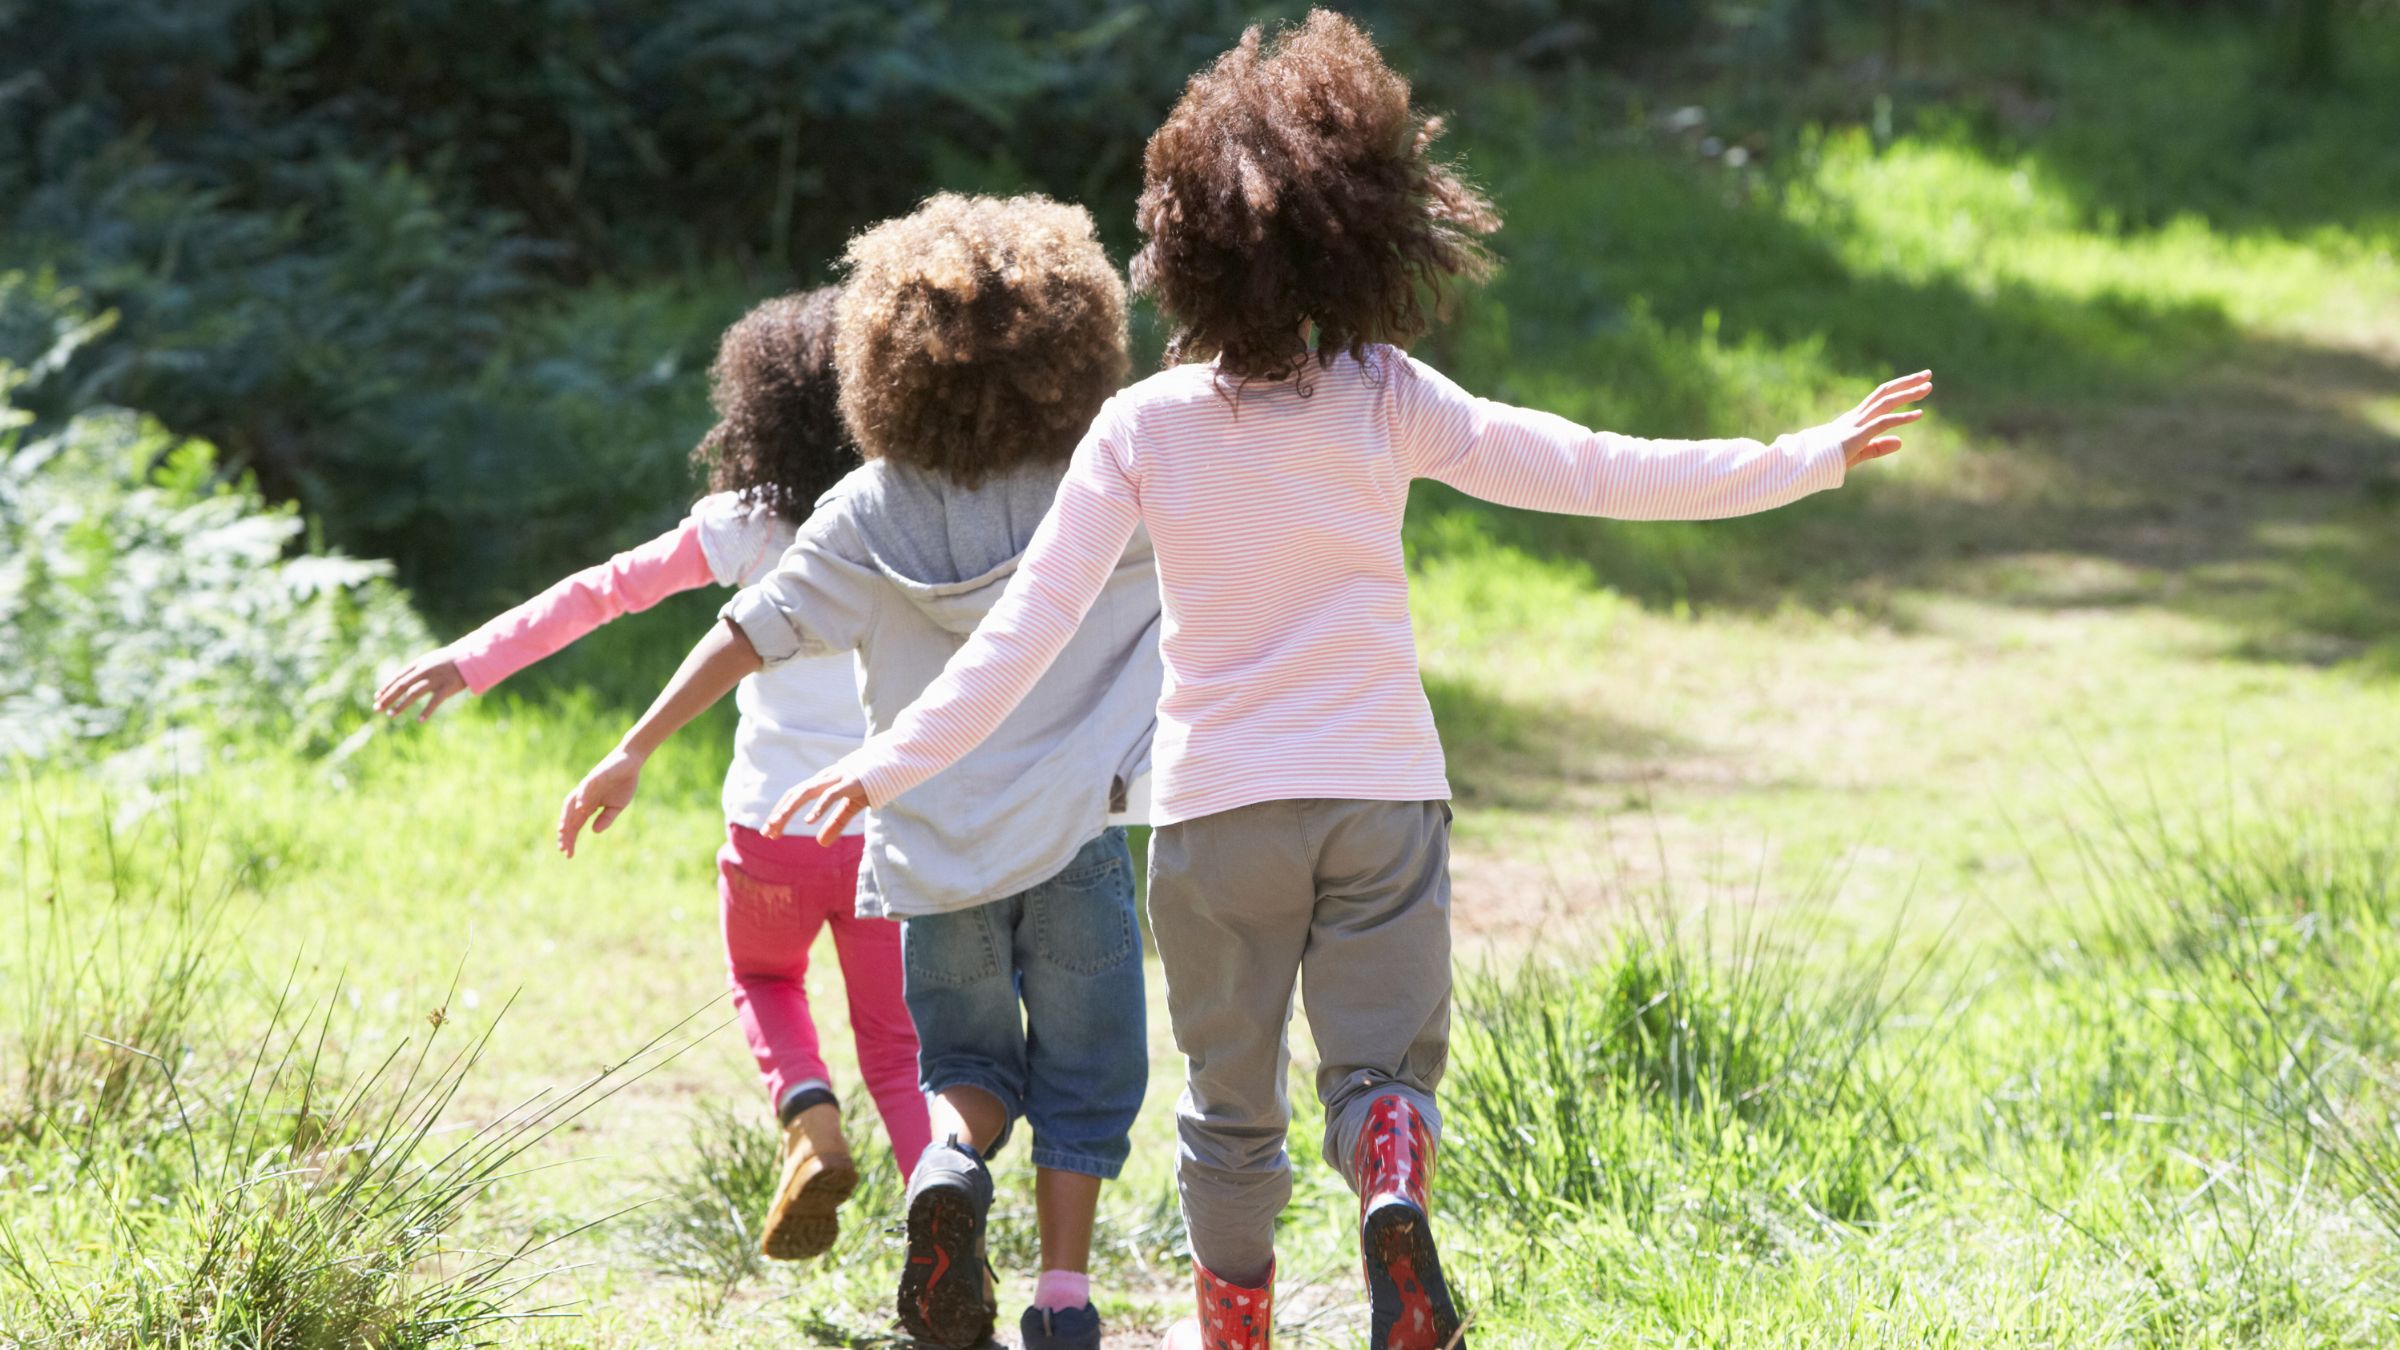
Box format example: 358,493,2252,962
759,1152,857,1261
897,1183,992,1348
1364,1201,1464,1350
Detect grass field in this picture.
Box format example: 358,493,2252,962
8,12,2400,1348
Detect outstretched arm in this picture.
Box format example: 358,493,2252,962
554,618,763,856
1401,361,1931,518
763,423,1142,844
376,520,717,721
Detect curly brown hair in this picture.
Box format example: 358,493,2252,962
835,193,1128,485
691,287,858,520
1131,9,1500,378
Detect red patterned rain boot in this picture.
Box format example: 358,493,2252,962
1355,1095,1464,1350
1159,1259,1272,1350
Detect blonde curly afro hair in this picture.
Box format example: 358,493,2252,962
1132,9,1499,378
836,193,1128,484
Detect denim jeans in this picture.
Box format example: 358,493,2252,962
899,828,1148,1179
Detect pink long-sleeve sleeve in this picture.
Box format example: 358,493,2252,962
448,519,717,693
1394,356,1846,518
820,349,1854,827
841,423,1143,808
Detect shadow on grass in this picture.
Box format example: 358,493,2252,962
1425,668,1695,814
1412,118,2400,670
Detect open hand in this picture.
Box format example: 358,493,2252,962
764,767,870,847
375,650,468,722
1829,370,1933,469
557,749,645,857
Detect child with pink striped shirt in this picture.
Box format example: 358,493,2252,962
374,289,931,1262
771,14,1931,1349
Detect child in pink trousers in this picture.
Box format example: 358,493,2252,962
374,289,932,1260
770,14,1932,1348
557,195,1160,1350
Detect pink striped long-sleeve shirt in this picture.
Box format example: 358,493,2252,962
840,347,1846,825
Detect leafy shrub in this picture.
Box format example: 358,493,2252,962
0,286,429,765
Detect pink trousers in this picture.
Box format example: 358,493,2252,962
718,824,932,1172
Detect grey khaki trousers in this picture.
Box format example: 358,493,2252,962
1147,798,1453,1283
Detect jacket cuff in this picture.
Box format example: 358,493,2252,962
720,586,806,669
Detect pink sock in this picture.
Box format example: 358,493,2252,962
1033,1269,1091,1312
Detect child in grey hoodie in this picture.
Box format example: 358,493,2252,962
556,193,1158,1350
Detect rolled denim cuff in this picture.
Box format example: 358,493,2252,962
921,1068,1021,1161
1029,1142,1127,1181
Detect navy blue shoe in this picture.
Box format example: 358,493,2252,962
1018,1302,1104,1350
897,1138,997,1348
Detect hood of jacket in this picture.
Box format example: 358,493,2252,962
729,454,1160,920
828,457,1154,636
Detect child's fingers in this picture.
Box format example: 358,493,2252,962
376,657,441,713
815,796,858,847
592,803,623,834
417,685,459,723
1856,409,1923,440
797,773,844,825
1870,371,1932,403
374,663,415,706
1859,435,1904,462
556,796,585,857
1855,376,1932,421
763,789,805,839
375,677,419,716
767,773,836,838
1867,379,1933,418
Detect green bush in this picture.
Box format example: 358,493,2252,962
0,281,429,765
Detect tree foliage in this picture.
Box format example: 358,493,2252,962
0,0,2370,614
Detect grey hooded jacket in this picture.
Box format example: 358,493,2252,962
720,458,1161,919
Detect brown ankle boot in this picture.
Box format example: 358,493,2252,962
759,1099,857,1260
1160,1258,1272,1349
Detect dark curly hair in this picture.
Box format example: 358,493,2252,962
835,193,1128,485
691,287,858,520
1131,9,1500,379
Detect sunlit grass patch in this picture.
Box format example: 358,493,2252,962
7,9,2400,1346
1416,782,2400,1347
0,778,715,1346
1793,130,2400,351
1445,902,1940,1245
